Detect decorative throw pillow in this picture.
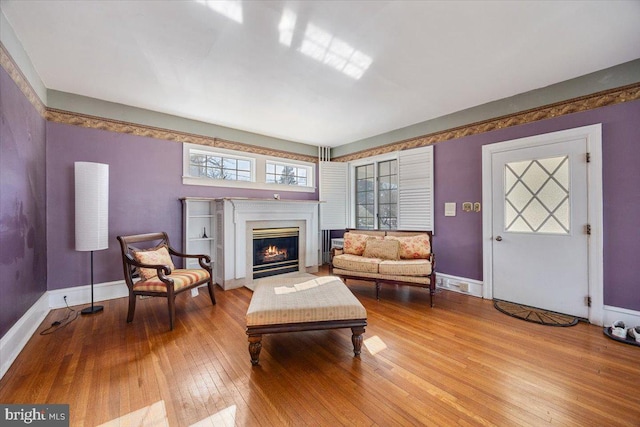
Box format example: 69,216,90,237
385,234,431,259
133,245,175,280
363,239,400,260
343,233,375,256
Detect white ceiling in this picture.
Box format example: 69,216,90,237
2,1,639,147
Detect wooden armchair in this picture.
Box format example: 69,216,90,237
117,232,215,330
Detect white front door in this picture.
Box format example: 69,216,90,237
490,135,590,318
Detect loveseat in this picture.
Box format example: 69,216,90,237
330,229,436,307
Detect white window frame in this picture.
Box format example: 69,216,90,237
182,143,315,193
348,146,433,231
266,160,313,188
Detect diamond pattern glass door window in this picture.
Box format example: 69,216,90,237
504,155,570,234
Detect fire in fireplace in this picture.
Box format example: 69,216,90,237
252,227,299,279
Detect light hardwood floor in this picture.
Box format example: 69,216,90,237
1,270,639,426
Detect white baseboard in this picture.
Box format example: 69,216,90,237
603,305,640,328
48,280,129,309
1,280,129,381
0,293,49,379
436,272,483,298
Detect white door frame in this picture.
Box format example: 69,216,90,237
481,124,604,325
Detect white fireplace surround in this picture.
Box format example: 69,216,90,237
216,198,320,289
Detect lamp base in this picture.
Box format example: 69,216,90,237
81,305,104,315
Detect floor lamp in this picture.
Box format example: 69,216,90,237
75,161,109,315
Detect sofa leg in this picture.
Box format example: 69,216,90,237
375,282,381,300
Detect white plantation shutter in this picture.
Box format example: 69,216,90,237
319,161,348,229
398,146,434,230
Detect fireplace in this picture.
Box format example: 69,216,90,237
252,227,299,279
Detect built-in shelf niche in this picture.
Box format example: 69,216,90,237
181,198,215,272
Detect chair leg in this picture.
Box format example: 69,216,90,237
168,296,176,330
127,293,136,323
207,279,216,305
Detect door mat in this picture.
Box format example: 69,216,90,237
494,299,579,327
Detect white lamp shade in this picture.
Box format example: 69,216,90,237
75,162,109,251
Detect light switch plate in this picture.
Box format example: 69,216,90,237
462,202,472,212
444,202,456,217
474,202,481,212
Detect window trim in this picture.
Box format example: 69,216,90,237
351,155,399,230
183,143,315,193
266,160,313,187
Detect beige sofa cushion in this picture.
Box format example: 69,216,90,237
343,232,380,256
363,239,400,260
333,254,380,273
379,259,432,276
385,234,431,259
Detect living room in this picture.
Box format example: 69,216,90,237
1,1,640,425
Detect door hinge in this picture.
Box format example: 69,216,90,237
585,224,592,235
586,152,591,163
585,296,592,307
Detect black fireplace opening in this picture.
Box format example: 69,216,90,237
252,227,299,279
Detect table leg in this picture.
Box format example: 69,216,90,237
351,326,365,356
248,334,262,366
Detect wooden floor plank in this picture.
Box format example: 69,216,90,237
1,269,639,426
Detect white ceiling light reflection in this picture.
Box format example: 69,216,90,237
278,9,297,47
279,13,372,80
364,335,388,356
195,0,243,24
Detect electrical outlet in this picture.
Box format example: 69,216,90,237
459,282,469,292
191,288,199,297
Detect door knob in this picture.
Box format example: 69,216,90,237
495,236,503,241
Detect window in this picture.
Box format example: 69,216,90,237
183,143,315,193
189,152,252,181
355,160,397,229
266,162,310,187
348,146,433,231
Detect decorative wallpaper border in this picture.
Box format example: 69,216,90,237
0,42,46,117
45,109,318,163
3,41,639,164
332,82,640,162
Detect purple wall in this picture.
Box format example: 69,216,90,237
0,67,47,337
433,99,640,311
45,122,318,290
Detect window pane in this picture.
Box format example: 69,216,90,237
237,159,251,171
504,155,569,234
237,171,251,181
355,159,397,230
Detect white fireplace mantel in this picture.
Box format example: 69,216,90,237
213,198,320,289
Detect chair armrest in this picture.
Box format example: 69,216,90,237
166,247,212,271
167,246,211,262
